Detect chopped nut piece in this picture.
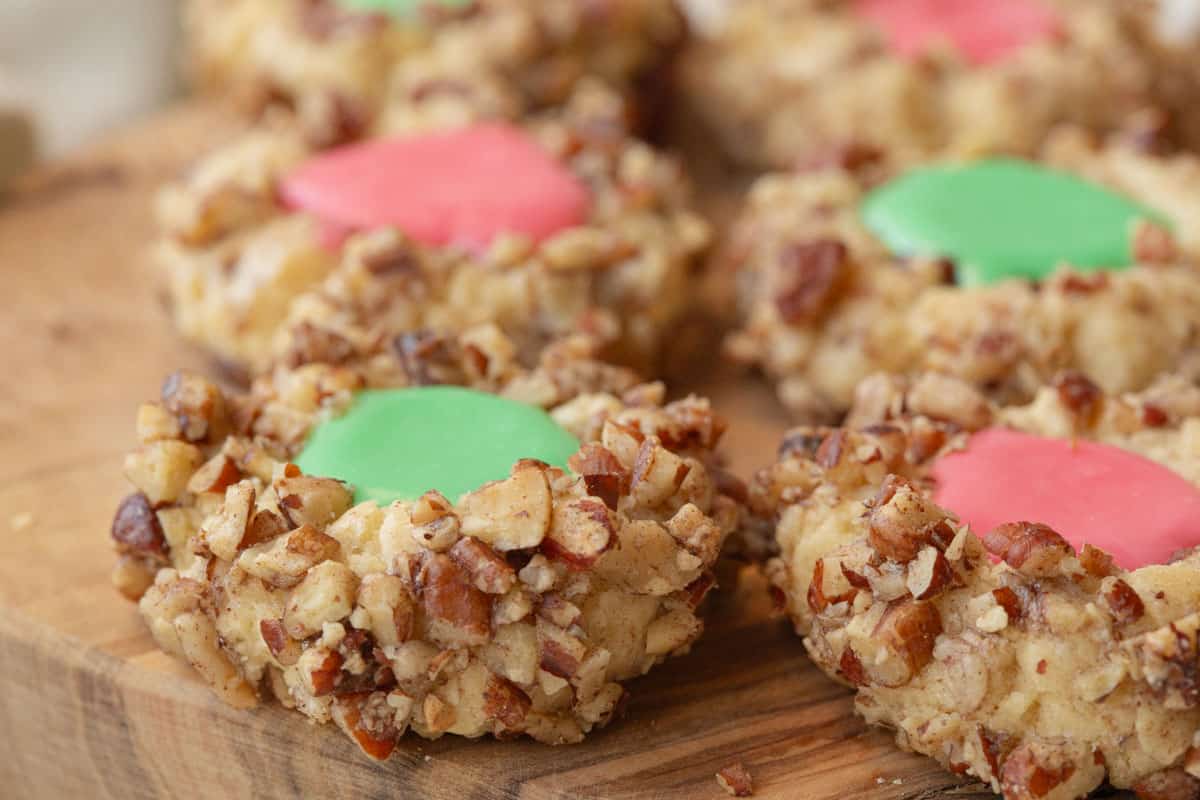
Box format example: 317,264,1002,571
417,554,492,647
569,443,629,509
283,560,359,639
239,525,342,588
449,537,517,594
1105,578,1146,625
774,239,847,324
483,674,532,733
716,762,755,797
869,600,942,686
543,499,615,568
459,463,552,551
905,546,954,601
356,574,415,647
111,492,167,558
866,476,949,563
203,480,256,561
982,522,1074,577
275,476,353,530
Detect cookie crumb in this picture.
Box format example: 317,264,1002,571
10,512,33,532
716,762,754,797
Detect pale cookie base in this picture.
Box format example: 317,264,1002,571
752,371,1200,799
185,0,683,131
157,81,709,378
677,0,1195,168
111,328,741,755
724,132,1200,421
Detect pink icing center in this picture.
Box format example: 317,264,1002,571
853,0,1062,66
280,123,590,252
931,428,1200,569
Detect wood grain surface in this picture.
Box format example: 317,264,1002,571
0,103,1020,800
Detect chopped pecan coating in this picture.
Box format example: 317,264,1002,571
114,342,737,755
758,371,1200,798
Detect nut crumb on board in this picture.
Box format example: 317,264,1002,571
10,511,33,532
716,762,754,797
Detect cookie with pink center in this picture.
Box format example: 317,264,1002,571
184,0,684,139
724,127,1200,422
677,0,1200,168
753,370,1200,799
155,81,709,377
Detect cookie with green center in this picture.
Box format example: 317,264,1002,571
676,0,1200,169
109,326,741,756
184,0,683,138
725,130,1200,421
752,369,1200,799
156,80,709,378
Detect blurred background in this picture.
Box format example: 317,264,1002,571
0,0,181,183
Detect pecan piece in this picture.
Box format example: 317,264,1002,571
483,674,532,732
871,600,942,685
1105,579,1145,625
1054,371,1102,423
309,651,344,697
111,492,167,558
569,443,629,509
416,553,492,647
992,587,1024,624
1000,744,1075,800
284,321,356,368
982,522,1074,577
186,454,242,495
866,475,951,563
331,692,398,762
905,546,954,601
716,762,754,797
449,537,517,595
259,619,301,666
774,239,848,323
458,463,552,551
543,499,615,569
275,476,353,531
1134,768,1200,800
161,371,225,443
839,648,868,687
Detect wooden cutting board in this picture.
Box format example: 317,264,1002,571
0,103,1011,800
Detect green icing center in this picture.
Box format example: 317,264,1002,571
860,158,1167,287
295,387,580,505
336,0,471,16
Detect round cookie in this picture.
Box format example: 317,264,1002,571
184,0,684,138
110,327,740,756
753,370,1200,799
676,0,1197,169
725,134,1200,420
156,81,709,377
